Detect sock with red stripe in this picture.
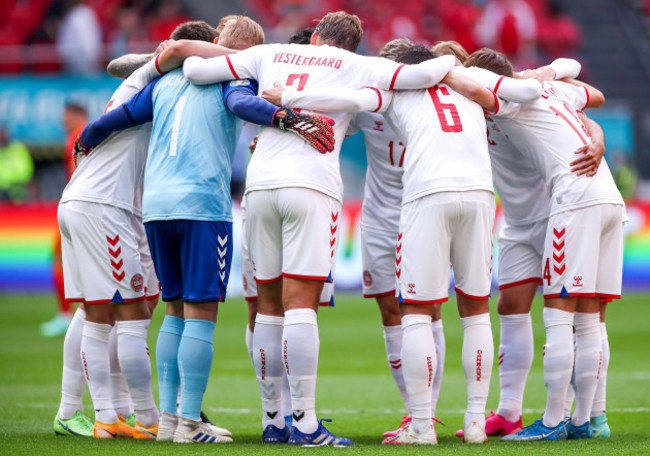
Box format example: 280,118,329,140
431,319,445,418
461,313,493,429
383,325,410,413
253,314,285,430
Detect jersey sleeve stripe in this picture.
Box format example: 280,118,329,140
582,86,590,110
389,64,406,91
364,86,383,112
493,76,505,94
154,54,163,75
225,55,240,79
483,90,500,115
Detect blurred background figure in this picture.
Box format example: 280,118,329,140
40,102,87,338
56,0,102,74
0,126,33,202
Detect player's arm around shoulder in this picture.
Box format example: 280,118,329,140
442,69,498,111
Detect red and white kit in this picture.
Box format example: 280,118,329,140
494,81,625,299
58,61,161,304
183,44,455,281
348,112,405,298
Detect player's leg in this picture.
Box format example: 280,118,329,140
108,324,134,436
451,191,495,444
41,231,73,337
173,220,234,444
431,303,445,421
590,300,610,437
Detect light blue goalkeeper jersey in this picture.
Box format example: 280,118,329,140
144,68,243,223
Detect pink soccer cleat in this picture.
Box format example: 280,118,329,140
455,411,522,437
382,416,411,438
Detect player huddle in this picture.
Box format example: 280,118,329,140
53,10,623,447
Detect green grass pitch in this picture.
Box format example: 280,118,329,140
1,292,649,454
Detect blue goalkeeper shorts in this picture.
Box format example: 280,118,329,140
145,220,233,303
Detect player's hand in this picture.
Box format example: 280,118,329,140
262,82,286,107
570,142,605,177
272,108,336,153
248,135,258,154
72,136,92,166
519,67,554,83
154,39,176,56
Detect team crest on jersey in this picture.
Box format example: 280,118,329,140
573,276,583,287
131,274,144,293
229,79,250,87
363,270,373,287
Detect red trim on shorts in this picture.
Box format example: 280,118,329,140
493,76,505,94
600,298,613,304
154,54,163,75
282,273,328,281
226,56,240,79
319,301,331,307
544,292,601,299
121,296,145,304
389,64,405,91
401,297,449,305
255,275,282,284
84,299,113,305
145,293,160,300
245,296,258,302
598,293,621,300
455,287,489,300
499,277,543,290
363,290,395,299
64,298,85,304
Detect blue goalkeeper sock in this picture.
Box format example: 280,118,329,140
156,315,184,414
178,319,216,421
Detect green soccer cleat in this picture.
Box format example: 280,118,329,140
54,411,94,437
590,414,611,438
40,313,72,338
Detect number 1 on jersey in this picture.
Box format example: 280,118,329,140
169,95,187,156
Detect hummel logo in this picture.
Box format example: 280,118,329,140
217,235,228,246
218,247,227,258
293,411,305,421
267,411,278,419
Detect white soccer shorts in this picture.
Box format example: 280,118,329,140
131,214,160,299
497,218,547,289
58,201,147,304
542,204,624,299
245,188,341,283
361,225,399,298
397,191,495,304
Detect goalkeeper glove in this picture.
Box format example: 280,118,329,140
272,108,336,153
72,136,92,166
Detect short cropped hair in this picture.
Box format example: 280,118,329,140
395,45,435,65
315,11,363,52
379,38,413,61
289,27,315,45
64,102,87,117
219,16,265,50
170,21,218,42
464,48,513,77
431,41,469,64
216,15,238,36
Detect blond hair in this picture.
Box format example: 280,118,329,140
216,15,238,36
315,11,363,52
219,16,265,50
379,38,413,61
431,41,469,64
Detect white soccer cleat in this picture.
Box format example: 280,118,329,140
383,423,437,445
463,418,488,443
173,416,233,444
157,412,178,442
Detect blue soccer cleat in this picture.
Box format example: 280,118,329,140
590,414,610,438
501,418,567,441
567,420,592,439
288,419,353,447
262,424,290,443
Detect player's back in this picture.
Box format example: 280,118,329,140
386,84,493,204
145,68,241,223
495,81,623,215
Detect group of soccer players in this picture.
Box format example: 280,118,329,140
52,9,623,446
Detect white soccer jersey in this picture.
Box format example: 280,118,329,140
495,81,624,215
377,85,493,203
190,44,454,202
349,112,404,233
60,60,161,216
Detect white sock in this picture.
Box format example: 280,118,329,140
284,309,319,434
496,313,533,421
281,371,292,419
563,332,577,418
461,313,493,430
401,314,434,434
245,325,254,364
59,308,86,419
82,320,117,424
591,322,609,417
431,320,445,418
253,314,285,429
572,312,601,425
117,320,159,427
383,325,410,413
541,307,574,428
108,325,133,419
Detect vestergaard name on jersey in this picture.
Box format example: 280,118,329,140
272,52,343,69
